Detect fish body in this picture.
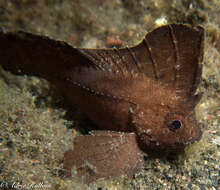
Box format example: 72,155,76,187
0,24,204,183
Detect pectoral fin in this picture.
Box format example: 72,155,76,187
63,131,145,184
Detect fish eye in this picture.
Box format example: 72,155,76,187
170,120,182,130
165,112,184,131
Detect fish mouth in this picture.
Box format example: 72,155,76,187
194,127,203,142
158,128,203,150
137,126,203,153
182,127,203,145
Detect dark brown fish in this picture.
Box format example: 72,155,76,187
0,24,204,184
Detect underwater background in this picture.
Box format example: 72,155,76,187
0,0,219,189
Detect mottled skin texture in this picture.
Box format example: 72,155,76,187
0,24,204,183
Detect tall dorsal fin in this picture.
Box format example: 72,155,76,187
79,24,204,99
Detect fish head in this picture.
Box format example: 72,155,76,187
131,104,202,152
